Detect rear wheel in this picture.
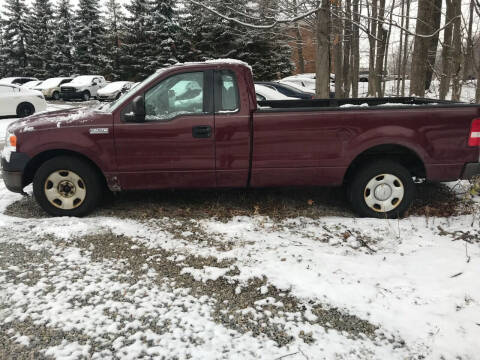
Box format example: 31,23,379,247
33,156,102,217
347,160,415,218
16,102,35,117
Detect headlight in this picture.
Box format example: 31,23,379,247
1,130,16,162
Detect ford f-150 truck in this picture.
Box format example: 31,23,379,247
2,60,480,217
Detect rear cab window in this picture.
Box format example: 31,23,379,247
215,70,239,113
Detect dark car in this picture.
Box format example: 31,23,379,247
256,81,335,99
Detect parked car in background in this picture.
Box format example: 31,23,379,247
280,76,316,91
0,77,39,86
97,81,135,101
256,81,314,99
22,80,43,89
60,75,106,101
36,77,73,100
0,83,46,117
255,84,296,101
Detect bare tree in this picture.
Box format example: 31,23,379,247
401,0,410,96
343,0,353,97
450,0,463,101
316,0,331,98
292,0,305,73
425,0,442,89
367,0,378,96
351,0,360,97
374,0,387,97
410,0,434,96
332,0,344,98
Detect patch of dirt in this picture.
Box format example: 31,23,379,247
5,182,470,221
73,232,385,346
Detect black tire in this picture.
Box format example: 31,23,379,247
33,156,103,217
82,91,90,101
52,91,60,100
347,160,415,218
16,102,35,117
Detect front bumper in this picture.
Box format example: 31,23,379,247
1,152,30,193
60,92,84,100
462,163,480,179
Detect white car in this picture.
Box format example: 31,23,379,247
59,75,106,101
35,77,74,100
97,81,134,101
280,77,316,91
22,80,43,89
0,77,39,86
255,84,296,101
0,83,47,117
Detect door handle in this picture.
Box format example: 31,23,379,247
192,125,212,138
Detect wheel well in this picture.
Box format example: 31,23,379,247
344,144,426,184
23,150,106,187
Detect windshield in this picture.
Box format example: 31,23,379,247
41,78,64,88
100,70,166,112
69,76,96,86
101,82,129,93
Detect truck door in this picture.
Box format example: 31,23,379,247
213,69,252,187
113,70,216,190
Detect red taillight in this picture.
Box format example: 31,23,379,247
469,118,480,146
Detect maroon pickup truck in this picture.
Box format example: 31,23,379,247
2,60,480,217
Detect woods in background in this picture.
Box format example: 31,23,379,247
0,0,479,102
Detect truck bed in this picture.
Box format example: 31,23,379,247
257,97,474,112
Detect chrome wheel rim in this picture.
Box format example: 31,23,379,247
364,174,404,213
44,170,86,210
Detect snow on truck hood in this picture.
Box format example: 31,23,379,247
8,108,104,134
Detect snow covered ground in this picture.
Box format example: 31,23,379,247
1,99,480,359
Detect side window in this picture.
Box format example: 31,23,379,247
216,70,239,112
145,71,204,121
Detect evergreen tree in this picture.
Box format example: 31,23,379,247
73,0,105,74
0,16,5,77
144,0,178,73
28,0,56,78
180,0,292,80
1,0,31,76
103,0,124,80
51,0,75,76
120,0,152,80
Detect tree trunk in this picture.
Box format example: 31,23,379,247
332,0,344,98
450,0,462,101
293,0,305,73
463,0,474,81
315,0,331,98
373,0,386,97
401,0,410,96
425,0,442,90
382,0,395,96
410,0,433,96
351,0,360,97
439,0,454,99
396,0,405,96
367,0,378,96
343,0,352,97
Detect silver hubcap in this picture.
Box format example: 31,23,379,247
364,174,404,213
44,170,86,210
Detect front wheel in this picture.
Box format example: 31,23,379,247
52,91,60,100
33,156,102,217
347,160,415,218
82,91,90,101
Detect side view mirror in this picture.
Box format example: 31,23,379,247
125,95,146,123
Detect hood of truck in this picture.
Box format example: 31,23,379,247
8,107,111,134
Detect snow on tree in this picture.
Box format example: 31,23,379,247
28,0,56,79
0,0,31,76
120,0,152,80
143,0,178,73
51,0,75,76
103,0,125,80
181,0,292,81
72,0,106,74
